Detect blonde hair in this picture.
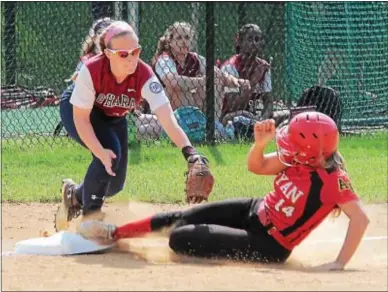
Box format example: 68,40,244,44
323,151,346,171
325,151,347,218
152,22,194,66
98,22,137,52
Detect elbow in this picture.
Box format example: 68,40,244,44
362,213,370,226
247,160,256,173
247,159,263,175
359,208,370,226
353,212,370,228
247,163,255,174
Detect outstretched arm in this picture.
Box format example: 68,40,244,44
154,102,192,149
336,200,370,266
314,200,369,271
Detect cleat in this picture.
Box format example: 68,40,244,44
78,220,117,245
54,179,82,232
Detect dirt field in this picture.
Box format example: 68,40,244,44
2,201,387,291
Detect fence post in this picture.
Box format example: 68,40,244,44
238,2,247,28
124,2,140,36
4,2,17,86
205,2,215,144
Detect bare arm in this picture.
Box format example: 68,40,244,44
336,200,370,267
247,119,288,175
70,64,116,176
73,107,104,158
154,102,192,148
247,145,287,175
162,73,205,91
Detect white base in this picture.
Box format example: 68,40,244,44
14,231,115,256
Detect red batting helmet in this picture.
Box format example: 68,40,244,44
276,111,339,166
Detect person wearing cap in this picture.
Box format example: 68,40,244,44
55,21,211,231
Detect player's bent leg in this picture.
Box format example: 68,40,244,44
80,116,124,215
105,118,128,197
179,198,258,230
169,224,291,263
79,198,258,241
81,149,121,215
115,198,257,239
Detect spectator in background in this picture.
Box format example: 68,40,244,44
220,24,273,124
153,21,249,115
135,22,249,140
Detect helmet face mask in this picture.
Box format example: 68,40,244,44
275,112,339,168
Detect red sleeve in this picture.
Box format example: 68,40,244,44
321,170,360,205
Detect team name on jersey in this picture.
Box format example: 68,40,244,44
96,93,136,109
275,172,305,204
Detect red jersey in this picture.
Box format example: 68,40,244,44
83,54,154,117
262,165,359,250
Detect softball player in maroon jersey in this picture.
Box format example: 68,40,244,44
80,112,369,271
55,21,211,231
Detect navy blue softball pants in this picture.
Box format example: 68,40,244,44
59,85,128,215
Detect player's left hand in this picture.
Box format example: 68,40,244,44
312,261,345,271
185,154,215,204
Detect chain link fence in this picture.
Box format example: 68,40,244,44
1,2,387,146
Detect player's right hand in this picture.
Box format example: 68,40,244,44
254,119,276,147
98,148,117,176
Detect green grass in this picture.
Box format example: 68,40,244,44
2,132,387,204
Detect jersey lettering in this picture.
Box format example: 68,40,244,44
95,93,136,109
272,172,306,219
276,173,305,204
338,177,354,193
274,199,295,217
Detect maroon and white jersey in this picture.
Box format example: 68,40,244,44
70,54,169,117
153,52,206,80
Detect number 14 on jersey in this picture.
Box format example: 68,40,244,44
274,199,295,217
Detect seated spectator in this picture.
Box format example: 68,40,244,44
220,23,273,123
136,21,249,140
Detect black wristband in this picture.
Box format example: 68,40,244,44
182,145,198,161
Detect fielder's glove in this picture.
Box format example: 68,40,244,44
184,154,215,204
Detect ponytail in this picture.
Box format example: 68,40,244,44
152,35,171,67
